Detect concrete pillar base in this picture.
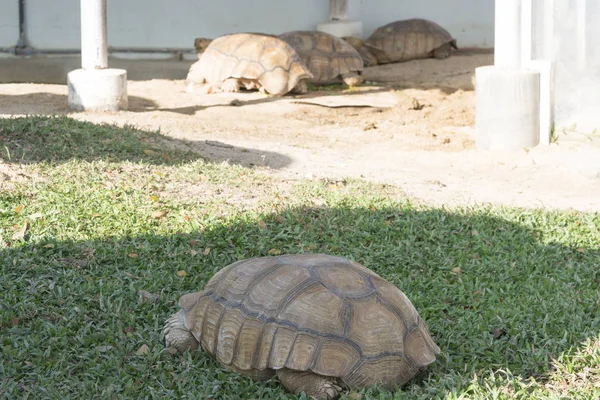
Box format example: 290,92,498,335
316,20,363,38
67,68,128,111
476,65,540,150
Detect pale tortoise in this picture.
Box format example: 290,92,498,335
186,33,313,96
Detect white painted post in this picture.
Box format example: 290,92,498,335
80,0,108,70
329,0,349,21
521,0,553,146
542,0,554,60
576,0,586,71
520,0,533,63
494,0,523,67
67,0,128,111
317,0,362,38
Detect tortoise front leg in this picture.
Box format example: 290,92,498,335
432,43,454,59
291,80,308,94
221,78,241,92
163,309,199,353
276,369,344,400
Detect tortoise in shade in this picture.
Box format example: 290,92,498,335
163,253,440,399
343,18,458,66
186,33,313,96
279,30,364,87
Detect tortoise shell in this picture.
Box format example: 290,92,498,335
279,31,364,86
172,253,440,390
366,18,457,64
186,33,313,96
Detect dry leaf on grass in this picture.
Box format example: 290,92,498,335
11,222,29,241
138,290,160,303
136,344,150,356
143,149,159,156
176,270,187,277
152,210,168,219
491,328,506,340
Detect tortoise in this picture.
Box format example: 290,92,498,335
186,33,313,96
163,253,440,399
343,18,458,66
278,30,364,87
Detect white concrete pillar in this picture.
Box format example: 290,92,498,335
475,0,543,150
317,0,363,38
475,67,541,150
68,0,128,111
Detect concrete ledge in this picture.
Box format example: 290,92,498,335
67,68,128,111
0,56,194,84
475,65,540,150
316,20,363,38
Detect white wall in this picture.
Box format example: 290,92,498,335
4,0,494,51
0,1,19,48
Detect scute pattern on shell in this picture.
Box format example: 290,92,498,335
279,31,364,84
366,18,457,63
186,33,312,95
178,253,440,389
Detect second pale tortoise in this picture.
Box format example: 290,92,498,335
164,253,440,399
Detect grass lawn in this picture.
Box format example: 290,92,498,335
0,116,599,399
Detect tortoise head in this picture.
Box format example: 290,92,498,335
193,37,213,54
163,309,199,353
341,36,379,67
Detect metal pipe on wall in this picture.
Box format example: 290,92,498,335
14,0,32,55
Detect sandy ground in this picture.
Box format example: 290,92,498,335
2,50,600,212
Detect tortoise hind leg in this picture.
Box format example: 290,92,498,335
276,369,344,400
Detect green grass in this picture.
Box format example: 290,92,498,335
1,116,599,399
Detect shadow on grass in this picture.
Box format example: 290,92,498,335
0,115,292,169
0,93,160,115
0,203,598,398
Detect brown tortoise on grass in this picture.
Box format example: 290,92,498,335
278,30,364,87
163,253,440,399
186,33,313,96
344,18,458,66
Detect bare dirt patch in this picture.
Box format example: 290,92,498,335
2,50,600,211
